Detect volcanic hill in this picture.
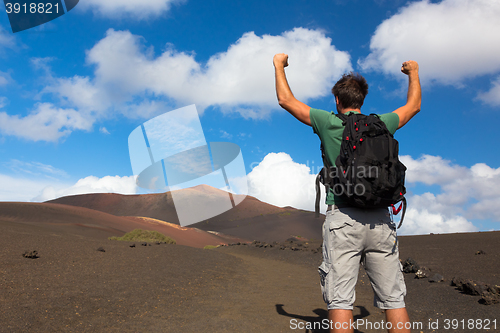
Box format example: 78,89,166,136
47,185,324,243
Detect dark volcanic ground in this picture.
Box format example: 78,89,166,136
1,216,499,333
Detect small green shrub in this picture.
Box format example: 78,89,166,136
109,229,176,244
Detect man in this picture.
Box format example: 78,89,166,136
273,53,421,333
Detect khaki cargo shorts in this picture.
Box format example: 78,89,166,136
318,206,406,310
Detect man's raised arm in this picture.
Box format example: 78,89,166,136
393,60,421,129
274,53,312,126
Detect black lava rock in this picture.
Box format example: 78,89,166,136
463,281,489,295
22,250,39,259
488,285,500,295
481,292,500,305
451,276,466,287
402,258,419,273
452,277,488,296
415,266,432,279
428,274,444,283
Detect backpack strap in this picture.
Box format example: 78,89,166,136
397,197,407,229
335,112,348,124
314,113,349,218
315,143,331,218
315,172,322,218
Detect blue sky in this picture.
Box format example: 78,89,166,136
1,0,499,235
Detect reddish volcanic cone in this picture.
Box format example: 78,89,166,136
47,184,324,243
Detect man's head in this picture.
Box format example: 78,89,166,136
332,72,368,112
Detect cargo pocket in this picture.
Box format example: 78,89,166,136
318,262,332,304
328,217,353,231
324,213,355,262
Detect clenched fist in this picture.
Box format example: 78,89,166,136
401,60,419,75
273,53,289,68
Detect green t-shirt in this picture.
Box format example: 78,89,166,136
309,108,400,205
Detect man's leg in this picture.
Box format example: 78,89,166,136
320,208,364,333
329,309,354,333
361,209,410,332
385,308,411,333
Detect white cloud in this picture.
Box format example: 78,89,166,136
0,25,15,52
246,152,325,213
0,71,11,86
395,191,478,235
401,155,500,222
0,174,66,202
359,0,500,86
33,175,138,202
78,0,185,19
477,76,500,106
3,159,69,179
399,205,477,235
30,57,55,76
0,103,93,142
220,130,232,139
11,28,350,141
99,126,110,134
46,28,352,119
47,75,111,113
400,154,468,186
0,168,137,202
442,163,500,221
246,152,498,235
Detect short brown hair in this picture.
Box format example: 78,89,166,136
331,72,368,109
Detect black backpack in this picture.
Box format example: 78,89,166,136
315,113,407,228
